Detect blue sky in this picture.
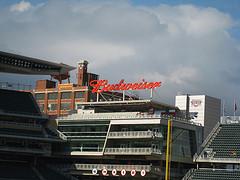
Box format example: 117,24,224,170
1,0,239,39
131,0,240,18
1,0,240,17
131,0,240,40
0,0,240,114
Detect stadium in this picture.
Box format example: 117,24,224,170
182,116,240,180
0,51,239,180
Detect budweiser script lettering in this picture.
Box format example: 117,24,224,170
90,79,161,93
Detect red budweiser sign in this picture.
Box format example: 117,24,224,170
90,79,161,93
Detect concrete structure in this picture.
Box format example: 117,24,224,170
175,95,221,138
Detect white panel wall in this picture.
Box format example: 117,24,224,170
175,94,221,138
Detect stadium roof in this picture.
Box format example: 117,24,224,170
0,51,75,76
79,99,180,112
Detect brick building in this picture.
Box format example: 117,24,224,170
33,60,99,117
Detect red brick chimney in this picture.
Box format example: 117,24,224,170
77,60,88,86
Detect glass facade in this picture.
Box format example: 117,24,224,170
58,121,109,152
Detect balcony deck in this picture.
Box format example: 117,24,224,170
107,131,163,139
104,147,161,155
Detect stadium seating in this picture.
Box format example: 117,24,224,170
206,123,240,158
187,168,240,180
0,89,41,116
183,122,240,180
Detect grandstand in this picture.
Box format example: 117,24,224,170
0,88,41,116
182,119,240,180
0,88,74,180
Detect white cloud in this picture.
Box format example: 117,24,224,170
136,66,198,85
10,1,32,12
46,40,135,68
1,0,240,112
143,5,233,36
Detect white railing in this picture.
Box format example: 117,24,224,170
74,163,152,172
195,167,240,172
56,129,67,140
58,112,161,121
221,116,240,124
196,157,240,163
57,113,197,128
108,131,163,139
104,147,161,155
71,147,102,152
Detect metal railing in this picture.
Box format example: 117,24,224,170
74,163,152,172
181,168,195,180
71,147,103,152
194,122,220,162
47,126,67,140
201,122,220,149
58,112,161,120
196,156,240,163
104,147,161,155
108,131,163,139
58,113,189,122
221,116,240,124
57,113,202,130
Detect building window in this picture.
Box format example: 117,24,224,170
35,93,45,100
61,103,71,110
61,92,71,99
75,91,85,99
48,92,58,100
48,103,57,111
